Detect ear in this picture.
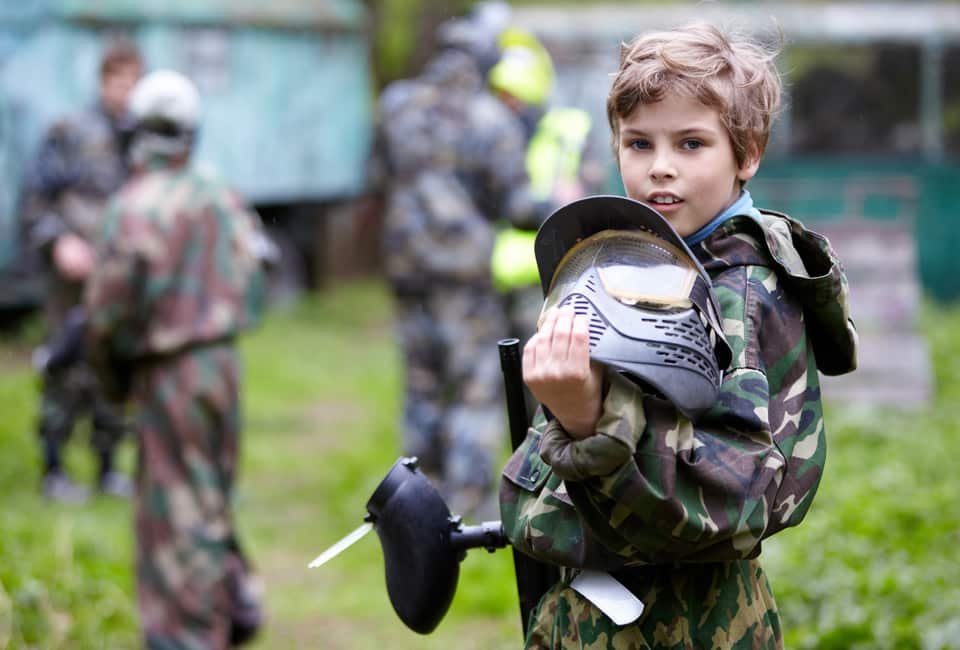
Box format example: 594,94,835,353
737,147,761,183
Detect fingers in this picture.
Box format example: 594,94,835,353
537,306,572,363
571,311,591,371
522,328,537,376
525,306,590,371
523,306,603,434
552,307,575,360
535,306,561,367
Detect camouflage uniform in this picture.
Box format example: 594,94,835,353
85,163,267,649
501,210,858,648
378,48,538,508
20,103,130,475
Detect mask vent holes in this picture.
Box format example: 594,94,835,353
568,295,607,345
648,342,719,383
674,318,710,346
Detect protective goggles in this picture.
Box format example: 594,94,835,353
541,230,699,324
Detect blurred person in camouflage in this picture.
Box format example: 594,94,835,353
500,23,859,647
84,70,267,649
487,27,605,363
19,38,143,503
377,2,543,518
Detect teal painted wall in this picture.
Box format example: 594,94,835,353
0,0,373,278
751,158,960,302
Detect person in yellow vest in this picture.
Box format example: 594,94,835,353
489,29,602,352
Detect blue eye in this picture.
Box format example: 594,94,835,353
681,140,703,150
629,139,651,150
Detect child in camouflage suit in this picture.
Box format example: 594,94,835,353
85,70,267,648
501,23,858,648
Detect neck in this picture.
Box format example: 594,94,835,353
684,190,755,247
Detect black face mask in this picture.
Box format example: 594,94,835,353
535,196,732,420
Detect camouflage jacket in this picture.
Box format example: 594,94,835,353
501,210,857,645
20,103,130,253
378,49,538,293
84,162,266,396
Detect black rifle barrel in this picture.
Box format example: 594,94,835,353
498,338,529,450
497,337,560,639
449,521,508,553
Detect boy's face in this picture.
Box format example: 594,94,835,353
616,94,759,237
101,62,143,119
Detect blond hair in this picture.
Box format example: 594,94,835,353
607,23,781,168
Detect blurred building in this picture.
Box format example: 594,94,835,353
514,0,960,408
0,0,375,313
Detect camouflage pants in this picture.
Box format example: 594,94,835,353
526,561,782,649
37,361,126,453
132,343,259,650
394,287,507,494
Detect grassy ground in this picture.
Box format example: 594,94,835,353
1,279,959,649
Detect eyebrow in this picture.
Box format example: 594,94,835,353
620,126,720,138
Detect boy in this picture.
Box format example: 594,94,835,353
85,70,267,648
500,23,857,648
21,39,143,502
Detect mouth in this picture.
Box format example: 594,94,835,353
647,194,683,211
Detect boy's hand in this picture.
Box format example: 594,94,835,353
53,233,95,282
523,306,604,438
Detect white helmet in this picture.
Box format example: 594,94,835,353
127,70,200,162
128,69,200,132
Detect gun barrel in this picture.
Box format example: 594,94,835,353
498,338,529,450
498,337,560,638
43,306,89,372
449,521,508,553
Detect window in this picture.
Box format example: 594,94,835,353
785,44,922,156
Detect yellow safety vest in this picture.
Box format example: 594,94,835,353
492,107,592,292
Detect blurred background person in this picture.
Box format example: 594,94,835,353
487,26,605,351
84,70,268,649
376,2,544,519
18,38,143,503
487,26,604,422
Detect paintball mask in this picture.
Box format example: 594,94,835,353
535,196,731,419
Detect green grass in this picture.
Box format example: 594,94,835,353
763,305,960,650
1,280,959,648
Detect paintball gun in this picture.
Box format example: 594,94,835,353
310,456,508,634
32,306,132,402
306,338,560,639
32,306,88,373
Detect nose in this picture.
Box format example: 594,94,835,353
649,150,676,180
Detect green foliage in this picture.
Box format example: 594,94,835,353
370,0,425,83
0,360,138,649
1,282,959,647
763,302,960,650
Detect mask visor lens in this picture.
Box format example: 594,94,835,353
595,232,697,309
541,230,697,323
